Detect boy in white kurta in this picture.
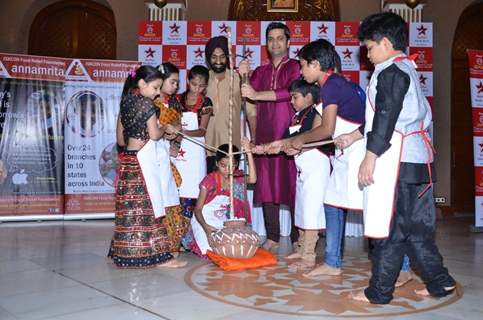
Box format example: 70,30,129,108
336,12,455,304
258,79,332,269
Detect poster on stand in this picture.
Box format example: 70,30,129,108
64,59,139,214
0,53,66,216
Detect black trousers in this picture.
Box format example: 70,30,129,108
364,181,455,304
263,203,298,243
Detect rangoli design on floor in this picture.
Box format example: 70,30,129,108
185,256,463,317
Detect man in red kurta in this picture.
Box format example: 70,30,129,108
240,22,299,250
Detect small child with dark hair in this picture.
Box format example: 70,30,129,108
278,78,333,270
335,12,456,304
187,138,256,257
175,65,214,250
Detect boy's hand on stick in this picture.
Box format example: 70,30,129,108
288,135,305,151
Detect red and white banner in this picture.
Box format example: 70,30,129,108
468,49,483,228
138,20,433,101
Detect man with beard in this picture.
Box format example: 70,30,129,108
204,36,256,172
239,22,299,252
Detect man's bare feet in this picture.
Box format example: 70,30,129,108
414,286,455,297
395,271,413,288
284,252,302,260
303,263,342,277
349,289,370,302
156,259,188,269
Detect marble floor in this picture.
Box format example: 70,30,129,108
0,216,482,320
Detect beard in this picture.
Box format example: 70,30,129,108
211,63,227,73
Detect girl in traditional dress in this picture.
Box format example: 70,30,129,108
188,139,256,257
174,65,213,250
175,65,212,227
108,65,187,268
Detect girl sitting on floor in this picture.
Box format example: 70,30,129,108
187,138,256,257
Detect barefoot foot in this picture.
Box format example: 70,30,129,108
303,263,342,277
284,252,302,260
414,286,455,297
157,259,188,269
349,289,370,302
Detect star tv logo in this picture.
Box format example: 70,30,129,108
178,147,186,158
194,47,204,58
293,48,301,56
318,24,328,34
419,74,427,86
169,23,180,34
145,47,155,58
244,48,254,59
417,25,427,36
477,81,483,94
342,48,353,59
219,23,229,34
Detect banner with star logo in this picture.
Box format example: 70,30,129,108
468,49,483,228
138,20,432,105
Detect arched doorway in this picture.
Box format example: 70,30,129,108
451,1,483,214
28,0,116,59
